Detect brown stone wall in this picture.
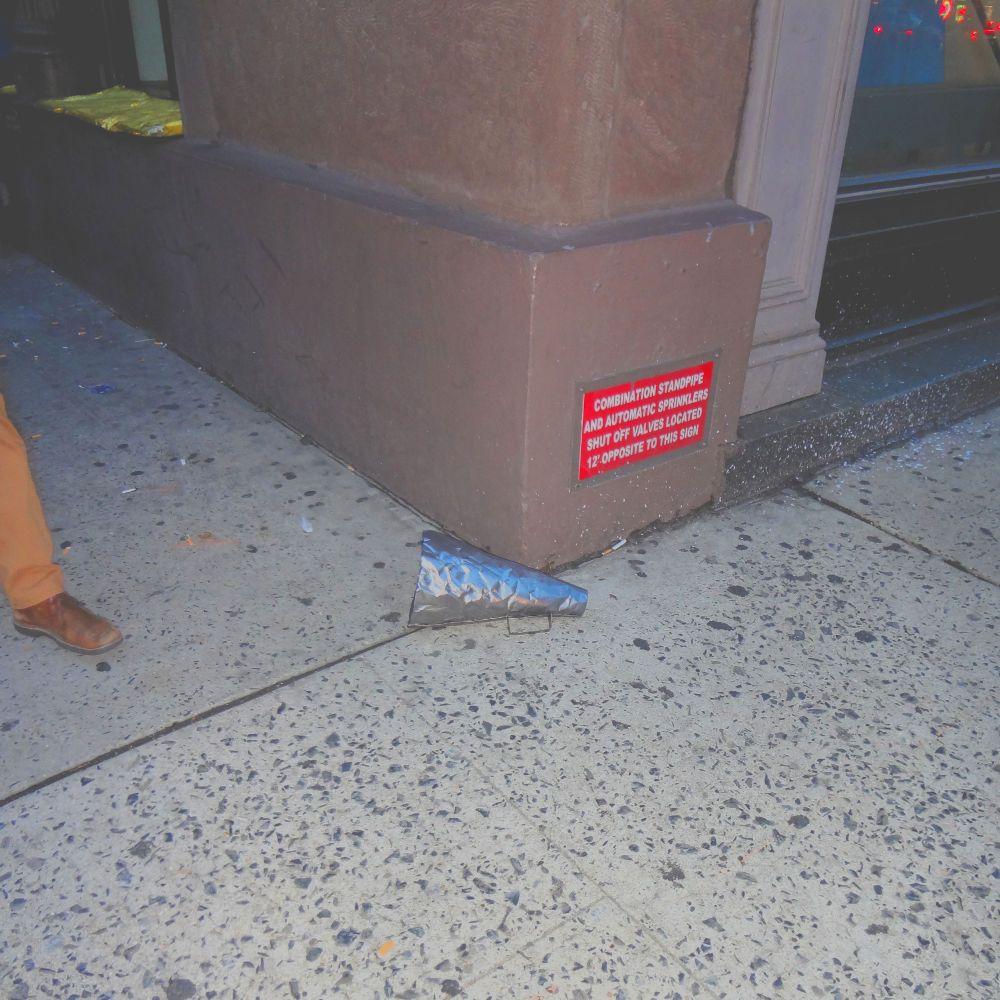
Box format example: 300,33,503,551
11,111,768,566
605,3,756,215
521,208,769,565
14,114,535,556
168,0,754,224
10,2,768,566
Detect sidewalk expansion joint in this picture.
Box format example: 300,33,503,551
0,629,415,810
794,483,998,588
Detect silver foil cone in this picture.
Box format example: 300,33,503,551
408,530,589,627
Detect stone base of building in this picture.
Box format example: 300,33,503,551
8,109,769,566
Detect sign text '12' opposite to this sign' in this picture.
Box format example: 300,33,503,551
578,360,714,481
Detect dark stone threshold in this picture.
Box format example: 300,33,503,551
722,311,1000,503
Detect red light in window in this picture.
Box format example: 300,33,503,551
904,28,914,35
873,23,884,34
939,0,953,18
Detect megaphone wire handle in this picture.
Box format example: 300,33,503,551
506,614,553,636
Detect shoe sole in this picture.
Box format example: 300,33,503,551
14,623,124,656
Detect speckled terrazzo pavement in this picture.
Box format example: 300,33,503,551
0,255,428,796
358,491,998,998
1,255,998,999
806,408,999,584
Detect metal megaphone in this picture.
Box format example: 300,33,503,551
408,530,589,627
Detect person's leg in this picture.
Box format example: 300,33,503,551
1,392,122,653
0,392,63,609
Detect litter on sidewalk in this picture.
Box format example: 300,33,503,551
174,532,237,550
36,86,183,138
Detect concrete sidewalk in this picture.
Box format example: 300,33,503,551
1,256,997,999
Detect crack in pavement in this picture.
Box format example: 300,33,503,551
7,482,992,811
795,483,999,588
0,629,417,810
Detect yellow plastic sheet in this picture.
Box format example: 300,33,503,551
37,86,182,138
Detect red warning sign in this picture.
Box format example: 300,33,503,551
578,359,714,481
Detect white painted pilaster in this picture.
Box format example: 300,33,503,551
736,0,870,414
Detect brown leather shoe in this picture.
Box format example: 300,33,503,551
13,592,123,655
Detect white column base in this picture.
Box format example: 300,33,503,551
734,0,868,417
740,325,826,415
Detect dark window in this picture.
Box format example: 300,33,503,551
843,0,1000,178
123,0,176,99
819,0,1000,353
11,0,176,100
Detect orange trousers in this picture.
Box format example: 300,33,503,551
0,393,64,609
